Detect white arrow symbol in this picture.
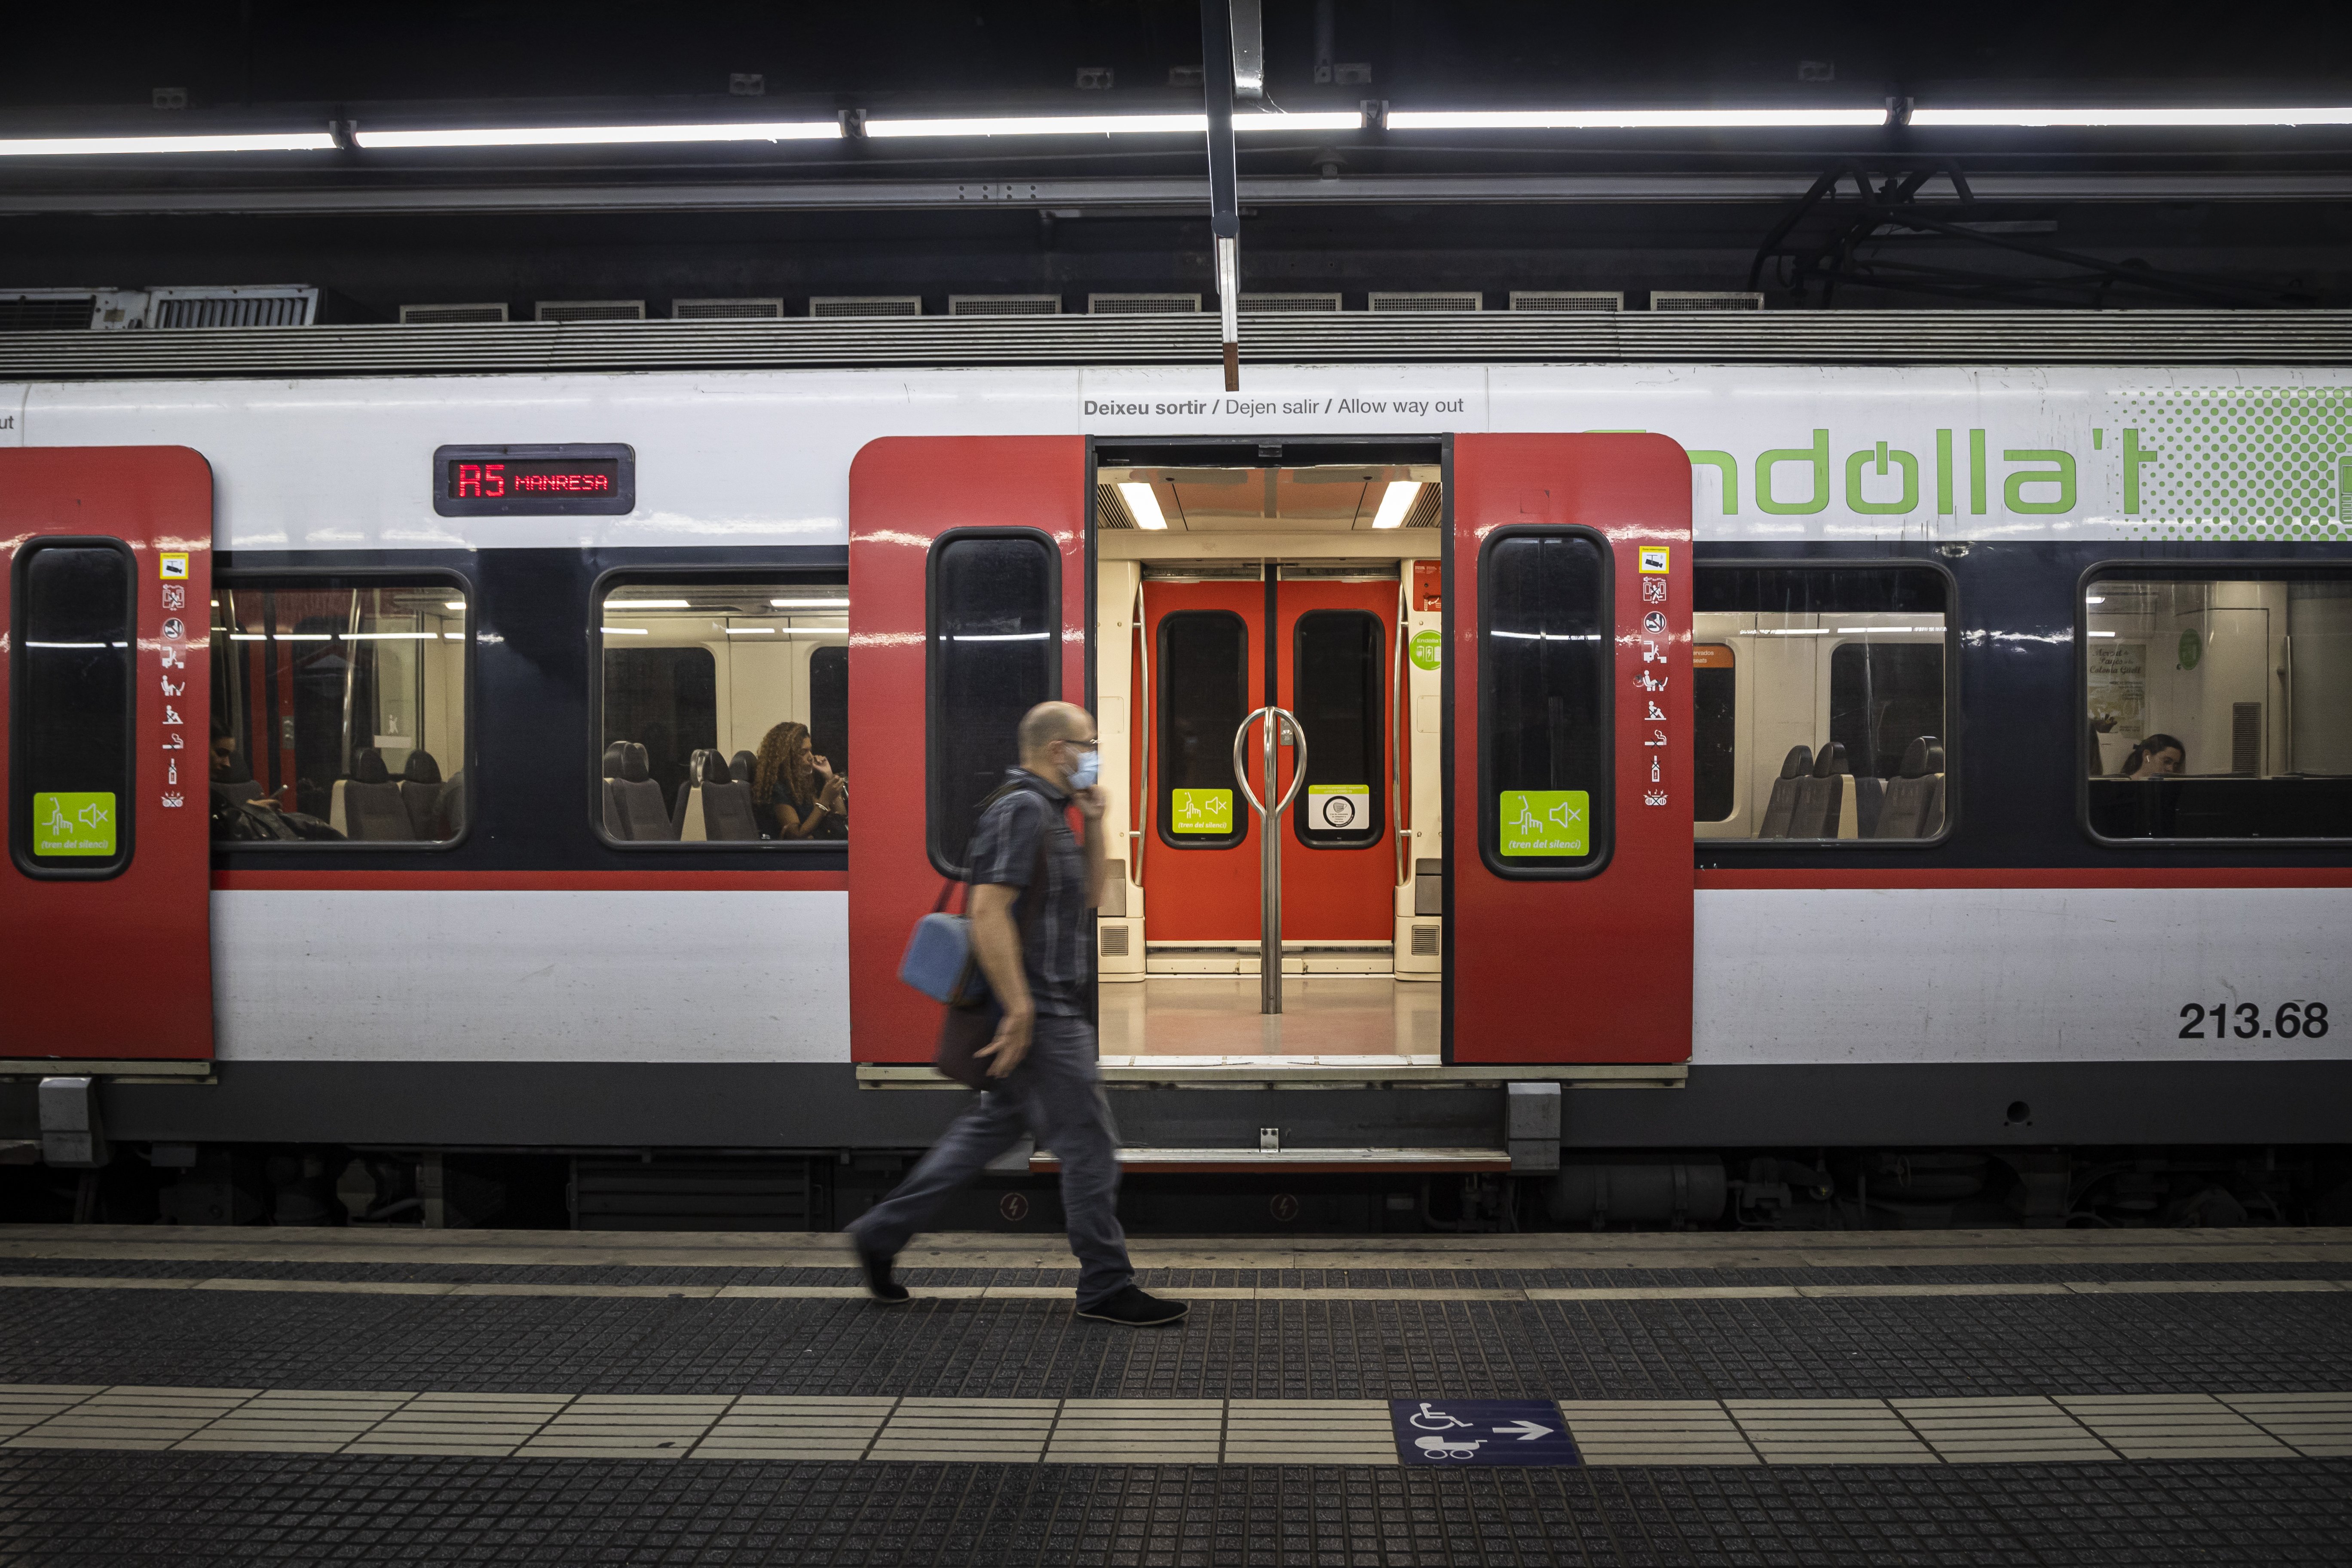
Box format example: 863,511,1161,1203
1493,1420,1553,1441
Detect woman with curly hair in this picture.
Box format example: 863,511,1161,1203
752,720,847,839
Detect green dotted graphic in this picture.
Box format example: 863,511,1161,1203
2110,388,2350,542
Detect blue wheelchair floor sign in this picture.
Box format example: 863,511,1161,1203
1390,1399,1582,1466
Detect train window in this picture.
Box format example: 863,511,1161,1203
2083,570,2352,842
928,533,1058,876
1693,565,1951,843
1158,609,1250,849
209,578,469,845
1292,609,1385,847
11,541,135,878
596,579,850,845
1480,529,1611,877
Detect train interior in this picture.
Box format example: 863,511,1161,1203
1090,457,1444,1067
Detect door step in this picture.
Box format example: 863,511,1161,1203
1145,943,1395,976
1030,1146,1513,1174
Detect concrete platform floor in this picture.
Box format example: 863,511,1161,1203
0,1224,2346,1565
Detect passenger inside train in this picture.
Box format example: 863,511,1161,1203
752,720,848,840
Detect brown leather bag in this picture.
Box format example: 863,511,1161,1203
933,790,1049,1089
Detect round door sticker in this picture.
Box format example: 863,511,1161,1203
1409,629,1442,671
1309,784,1369,831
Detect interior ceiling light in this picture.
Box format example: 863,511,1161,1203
0,131,338,156
1911,106,2352,127
354,120,840,149
1385,107,1888,130
865,110,1360,138
769,597,850,607
1116,481,1169,530
1369,480,1422,530
607,598,691,609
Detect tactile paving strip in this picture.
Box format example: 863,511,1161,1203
4,1384,2351,1466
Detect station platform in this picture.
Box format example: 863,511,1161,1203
0,1225,2347,1565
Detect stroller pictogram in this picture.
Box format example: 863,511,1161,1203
1412,1434,1486,1459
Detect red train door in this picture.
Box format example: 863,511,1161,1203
1138,571,1401,953
1448,435,1693,1064
0,447,215,1066
846,437,1087,1064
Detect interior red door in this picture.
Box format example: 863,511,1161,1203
1272,577,1398,941
0,447,214,1064
1448,434,1693,1064
1139,578,1260,941
847,437,1086,1064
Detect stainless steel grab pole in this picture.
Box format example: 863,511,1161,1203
1231,706,1309,1016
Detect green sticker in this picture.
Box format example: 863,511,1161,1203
33,792,116,857
1498,790,1589,858
1409,628,1443,671
2178,628,2203,670
1170,788,1234,835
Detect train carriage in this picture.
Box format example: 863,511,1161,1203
3,311,2347,1230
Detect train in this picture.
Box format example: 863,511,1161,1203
2,310,2347,1233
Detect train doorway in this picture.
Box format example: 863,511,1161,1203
1092,452,1442,1066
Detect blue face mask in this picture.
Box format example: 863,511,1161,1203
1066,745,1101,790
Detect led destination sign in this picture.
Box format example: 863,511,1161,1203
432,443,634,517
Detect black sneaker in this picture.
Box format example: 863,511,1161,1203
1075,1286,1187,1326
855,1244,910,1304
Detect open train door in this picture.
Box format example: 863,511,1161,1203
0,447,214,1071
846,438,1087,1064
1447,435,1692,1064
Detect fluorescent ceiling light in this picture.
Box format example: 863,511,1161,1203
866,110,1360,139
2089,630,2118,637
0,131,337,157
342,631,437,640
769,597,850,607
277,632,331,641
601,626,650,635
1369,480,1422,530
444,600,466,610
356,121,839,149
2084,596,2105,604
781,628,849,636
950,632,1051,641
1834,626,1935,634
1490,629,1600,640
1116,481,1168,530
1911,106,2352,127
607,598,690,609
1387,107,1887,130
724,626,776,634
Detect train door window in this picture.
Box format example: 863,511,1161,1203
2083,570,2352,842
11,540,134,877
929,533,1057,875
1158,609,1250,849
1692,644,1736,823
209,578,469,845
596,579,850,845
1693,566,1951,843
1292,609,1385,846
1480,529,1611,875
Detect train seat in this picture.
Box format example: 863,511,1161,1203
334,747,416,841
600,742,629,839
1787,743,1849,839
675,748,760,841
1756,745,1813,839
729,750,757,785
398,750,447,838
607,742,676,840
1870,737,1947,839
439,770,467,839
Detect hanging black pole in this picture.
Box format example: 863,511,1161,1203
1200,0,1243,390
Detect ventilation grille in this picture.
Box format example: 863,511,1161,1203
1280,560,1401,580
1099,925,1131,957
1410,925,1441,957
1651,291,1764,312
2232,702,2263,775
536,300,646,323
1240,292,1343,313
1096,484,1137,529
1089,293,1201,315
0,295,96,331
1142,561,1265,581
673,297,784,320
1369,291,1481,312
811,295,922,318
399,303,509,325
150,293,315,329
949,294,1061,316
569,1157,815,1231
1403,485,1443,527
1510,291,1624,313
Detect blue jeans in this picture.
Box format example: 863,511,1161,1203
848,1014,1134,1308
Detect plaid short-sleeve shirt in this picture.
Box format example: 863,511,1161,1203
967,769,1090,1017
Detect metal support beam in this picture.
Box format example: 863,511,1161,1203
1199,0,1243,389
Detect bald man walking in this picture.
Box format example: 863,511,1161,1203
850,701,1186,1327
